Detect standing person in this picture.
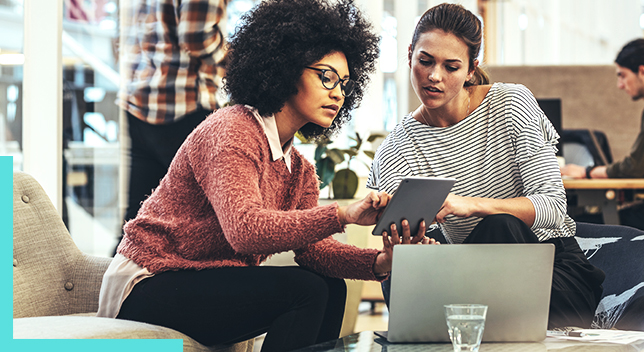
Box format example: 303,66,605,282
98,1,435,351
367,3,605,329
561,38,644,229
114,0,229,255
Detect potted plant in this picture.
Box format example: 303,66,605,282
310,132,385,199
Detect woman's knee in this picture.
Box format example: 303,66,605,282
479,214,523,228
466,214,538,243
323,276,347,300
279,268,341,305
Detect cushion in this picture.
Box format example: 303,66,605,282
13,316,253,352
575,222,644,330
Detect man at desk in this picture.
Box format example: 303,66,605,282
562,39,644,179
561,38,644,229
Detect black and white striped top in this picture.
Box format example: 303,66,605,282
367,83,576,243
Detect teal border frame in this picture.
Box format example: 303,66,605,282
2,156,182,351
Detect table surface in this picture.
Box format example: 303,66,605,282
291,331,644,352
563,178,644,189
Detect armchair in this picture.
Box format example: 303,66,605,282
12,171,253,351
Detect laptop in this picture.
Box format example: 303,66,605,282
378,243,554,343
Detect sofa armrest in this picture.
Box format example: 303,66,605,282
68,254,113,314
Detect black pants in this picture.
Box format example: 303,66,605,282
113,109,210,255
382,214,605,329
117,266,346,352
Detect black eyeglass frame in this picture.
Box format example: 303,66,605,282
305,66,355,96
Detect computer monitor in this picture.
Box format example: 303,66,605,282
537,98,562,156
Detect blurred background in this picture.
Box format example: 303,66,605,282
2,0,643,257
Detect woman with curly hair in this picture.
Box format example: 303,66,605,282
97,0,433,350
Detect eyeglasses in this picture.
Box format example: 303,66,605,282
305,67,355,96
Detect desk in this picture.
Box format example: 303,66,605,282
563,179,644,225
291,331,644,352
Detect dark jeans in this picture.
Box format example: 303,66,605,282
113,109,210,255
117,266,346,352
381,214,605,329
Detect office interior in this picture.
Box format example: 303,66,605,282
4,0,644,341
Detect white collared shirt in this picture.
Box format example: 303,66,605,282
246,105,293,173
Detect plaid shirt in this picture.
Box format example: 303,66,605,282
119,0,229,124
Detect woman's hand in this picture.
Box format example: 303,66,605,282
560,164,586,179
435,193,536,227
373,219,439,276
435,193,480,223
338,191,391,226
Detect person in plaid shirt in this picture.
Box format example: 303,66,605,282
115,0,229,254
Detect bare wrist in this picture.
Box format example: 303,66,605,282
337,205,348,226
373,252,391,276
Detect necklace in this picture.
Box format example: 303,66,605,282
419,106,432,126
418,92,471,126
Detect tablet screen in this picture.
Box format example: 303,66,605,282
372,177,456,236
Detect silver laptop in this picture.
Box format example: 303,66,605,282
381,243,554,343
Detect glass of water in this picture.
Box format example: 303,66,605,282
444,304,488,352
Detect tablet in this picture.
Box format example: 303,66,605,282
372,176,456,236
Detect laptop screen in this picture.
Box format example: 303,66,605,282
537,98,562,156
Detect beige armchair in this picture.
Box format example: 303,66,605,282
12,171,253,352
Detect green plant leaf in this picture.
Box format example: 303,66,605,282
316,157,336,189
295,131,311,144
342,149,358,158
367,133,386,142
310,131,388,196
314,144,327,161
351,133,363,151
332,168,359,199
326,149,346,164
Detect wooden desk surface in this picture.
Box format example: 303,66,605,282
563,178,644,189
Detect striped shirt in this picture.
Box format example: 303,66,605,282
367,83,576,243
118,0,228,124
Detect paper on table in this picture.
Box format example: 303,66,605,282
546,329,644,345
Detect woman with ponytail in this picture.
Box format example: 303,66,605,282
368,3,605,329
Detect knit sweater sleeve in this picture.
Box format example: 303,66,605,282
293,171,381,281
294,238,381,281
187,107,344,255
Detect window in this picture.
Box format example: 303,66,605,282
0,0,24,171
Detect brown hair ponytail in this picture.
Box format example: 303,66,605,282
466,66,490,86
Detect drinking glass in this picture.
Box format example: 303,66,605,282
444,304,488,352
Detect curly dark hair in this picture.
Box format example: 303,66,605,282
224,0,380,141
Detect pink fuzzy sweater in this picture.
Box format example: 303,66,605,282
118,105,381,281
